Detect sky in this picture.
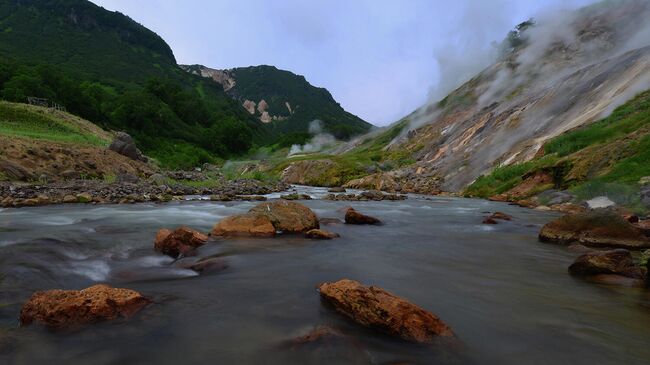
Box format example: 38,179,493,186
91,0,597,126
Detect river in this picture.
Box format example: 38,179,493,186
1,187,649,364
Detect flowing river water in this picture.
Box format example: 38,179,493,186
0,186,649,364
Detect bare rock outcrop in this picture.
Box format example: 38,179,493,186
108,132,147,162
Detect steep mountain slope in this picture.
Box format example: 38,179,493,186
465,89,650,213
339,0,650,193
182,64,372,140
0,0,176,83
0,0,265,168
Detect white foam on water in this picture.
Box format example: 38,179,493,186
66,260,111,281
134,255,174,267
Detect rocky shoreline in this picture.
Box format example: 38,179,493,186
0,179,290,208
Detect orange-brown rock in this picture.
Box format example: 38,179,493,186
305,229,340,240
568,249,647,280
154,226,208,258
211,214,276,237
490,212,512,221
482,217,498,224
249,201,319,233
344,208,381,225
318,279,453,343
539,209,650,249
20,284,150,328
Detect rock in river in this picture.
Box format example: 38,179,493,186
249,201,319,233
318,279,453,343
212,214,277,237
568,249,647,280
212,200,320,237
344,208,381,225
539,209,650,249
305,229,340,240
154,226,208,258
20,284,150,329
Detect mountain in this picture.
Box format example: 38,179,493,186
181,64,372,140
276,0,650,212
0,0,264,168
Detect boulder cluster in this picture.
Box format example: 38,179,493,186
539,209,650,287
21,199,430,340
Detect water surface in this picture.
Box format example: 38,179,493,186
1,190,649,364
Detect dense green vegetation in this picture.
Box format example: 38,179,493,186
0,0,268,168
186,65,372,140
465,89,650,212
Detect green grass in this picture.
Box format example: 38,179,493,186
544,90,650,156
464,89,650,213
464,155,559,197
0,102,109,146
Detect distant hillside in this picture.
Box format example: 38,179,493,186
182,64,372,140
0,0,266,168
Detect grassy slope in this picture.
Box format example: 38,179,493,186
0,101,111,146
464,89,650,212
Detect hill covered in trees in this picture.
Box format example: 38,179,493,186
182,64,372,143
0,0,267,168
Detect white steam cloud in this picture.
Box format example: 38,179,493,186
288,120,336,156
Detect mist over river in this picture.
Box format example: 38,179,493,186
1,187,649,364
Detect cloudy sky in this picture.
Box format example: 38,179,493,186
91,0,596,126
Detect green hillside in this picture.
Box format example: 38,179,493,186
0,0,266,168
465,89,650,213
183,64,372,141
229,65,371,139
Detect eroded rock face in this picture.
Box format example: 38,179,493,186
154,226,208,258
109,132,147,162
20,284,150,328
539,209,650,249
249,201,319,233
318,279,453,343
344,208,381,225
568,249,647,280
305,229,340,240
211,214,276,237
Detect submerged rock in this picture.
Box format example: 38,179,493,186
305,229,340,240
344,208,381,225
568,249,647,280
539,209,650,249
154,226,208,258
280,193,312,200
318,279,453,343
482,211,512,224
20,284,150,329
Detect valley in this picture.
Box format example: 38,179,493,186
0,0,649,364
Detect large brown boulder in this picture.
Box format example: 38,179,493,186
539,209,650,249
108,132,147,162
344,208,381,225
568,249,647,280
154,226,208,258
20,284,150,329
318,279,453,343
248,201,319,233
211,214,276,237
